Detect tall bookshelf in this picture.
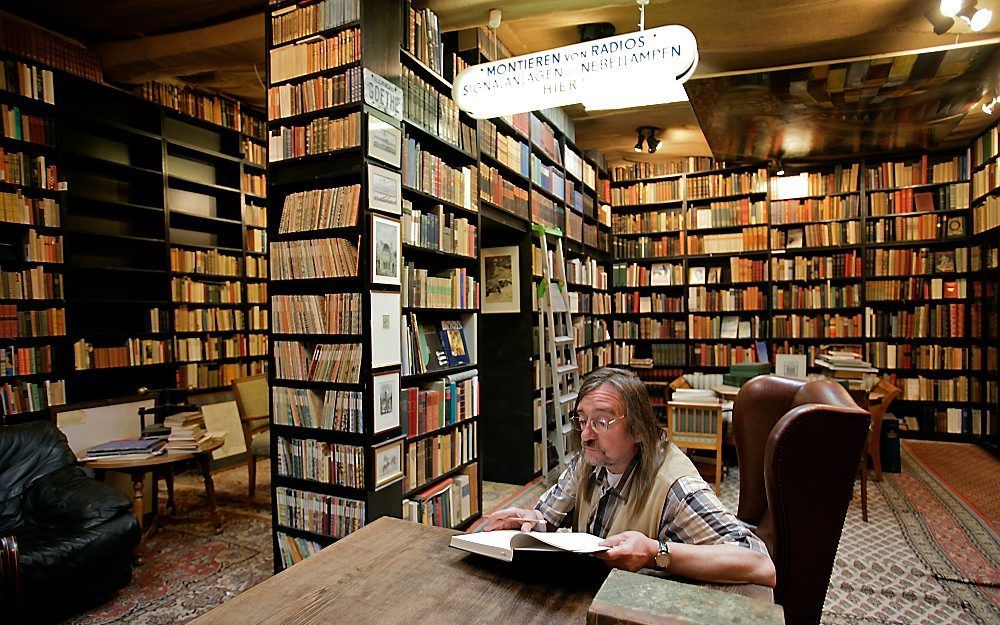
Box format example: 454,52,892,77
970,119,999,453
0,53,67,424
58,76,268,400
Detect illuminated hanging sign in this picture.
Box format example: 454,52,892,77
453,24,698,119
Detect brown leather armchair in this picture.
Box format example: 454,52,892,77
733,375,871,625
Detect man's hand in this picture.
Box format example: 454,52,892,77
482,507,543,532
596,531,659,572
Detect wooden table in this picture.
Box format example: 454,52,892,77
188,517,772,625
84,438,225,565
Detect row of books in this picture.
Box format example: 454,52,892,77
614,235,684,260
531,154,566,201
868,186,968,215
402,473,473,529
403,67,475,154
771,222,860,249
770,196,860,224
688,227,769,254
893,375,973,402
973,195,999,234
565,257,608,289
73,338,172,370
577,343,614,375
478,163,530,219
479,120,530,179
529,190,563,231
267,66,361,121
402,137,478,210
611,262,682,288
272,292,362,335
171,278,242,304
973,126,998,167
0,379,65,416
172,306,246,332
400,264,478,310
270,237,359,280
971,162,998,200
688,315,763,340
865,277,965,301
689,343,760,366
174,335,258,362
688,286,765,312
574,317,611,345
247,256,268,278
401,315,473,376
243,203,267,228
404,421,477,491
770,164,860,198
401,202,477,257
771,283,861,309
865,214,964,243
566,290,612,315
176,360,266,390
0,149,59,190
771,314,863,339
401,370,479,438
612,209,684,235
687,200,767,230
269,0,360,46
771,253,862,281
136,82,240,132
866,247,968,277
611,179,682,206
530,114,561,166
279,184,360,234
0,267,62,299
614,292,684,314
242,172,266,197
276,532,323,568
243,139,266,167
273,387,365,433
0,192,59,227
170,248,242,276
867,343,969,370
864,155,967,189
268,111,361,162
276,436,365,488
688,169,768,200
273,340,362,383
0,60,55,104
864,304,967,338
1,105,52,145
246,228,267,253
0,344,53,376
404,3,445,77
0,305,64,338
22,231,61,263
268,28,361,85
275,486,365,540
613,319,686,340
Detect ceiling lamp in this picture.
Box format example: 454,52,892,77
928,0,992,33
775,159,786,176
635,127,662,153
958,3,992,30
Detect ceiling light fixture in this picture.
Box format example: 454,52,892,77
984,94,1000,114
775,160,786,176
958,3,992,31
635,127,662,153
928,0,992,33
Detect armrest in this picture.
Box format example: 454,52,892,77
22,467,132,530
1,534,20,602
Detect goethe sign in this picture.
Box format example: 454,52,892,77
453,24,698,119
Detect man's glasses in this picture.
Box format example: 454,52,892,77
568,410,625,434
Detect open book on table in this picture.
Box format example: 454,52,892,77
449,530,608,562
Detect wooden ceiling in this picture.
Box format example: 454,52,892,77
3,0,999,162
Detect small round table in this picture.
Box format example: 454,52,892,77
83,438,225,565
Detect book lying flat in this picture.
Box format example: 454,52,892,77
450,530,608,562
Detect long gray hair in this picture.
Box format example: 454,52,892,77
573,367,666,516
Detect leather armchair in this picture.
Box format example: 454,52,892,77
733,375,870,625
0,421,141,624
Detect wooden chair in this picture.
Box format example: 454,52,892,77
666,401,724,494
866,378,901,483
231,374,270,500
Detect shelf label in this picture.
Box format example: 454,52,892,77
454,24,698,118
364,69,403,120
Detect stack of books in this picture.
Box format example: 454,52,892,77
722,362,772,388
163,410,216,454
815,347,878,390
80,438,167,462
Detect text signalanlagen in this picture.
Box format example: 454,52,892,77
452,24,698,119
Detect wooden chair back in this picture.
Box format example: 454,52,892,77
231,374,270,445
666,401,723,451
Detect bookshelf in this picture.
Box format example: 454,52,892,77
970,119,999,453
0,53,67,424
58,76,268,401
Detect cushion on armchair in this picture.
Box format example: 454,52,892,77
24,466,133,530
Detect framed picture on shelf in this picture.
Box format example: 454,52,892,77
775,353,807,380
367,164,401,215
688,266,706,285
373,436,405,490
371,214,401,286
787,227,804,249
650,263,673,286
372,371,400,434
481,246,520,314
370,291,401,368
366,112,401,168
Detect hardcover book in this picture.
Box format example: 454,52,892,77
439,319,470,366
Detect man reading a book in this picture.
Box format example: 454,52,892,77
484,367,775,587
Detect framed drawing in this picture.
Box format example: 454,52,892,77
371,214,400,286
481,245,520,314
775,353,807,380
370,291,401,368
366,112,401,167
372,371,400,434
373,436,405,489
367,163,401,215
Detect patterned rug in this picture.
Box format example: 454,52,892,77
62,461,273,625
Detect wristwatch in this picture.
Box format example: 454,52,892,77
654,540,671,570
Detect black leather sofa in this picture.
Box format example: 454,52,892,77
0,421,140,623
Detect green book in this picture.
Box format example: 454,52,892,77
588,569,784,625
729,363,772,375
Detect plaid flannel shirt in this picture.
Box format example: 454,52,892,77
535,454,768,554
